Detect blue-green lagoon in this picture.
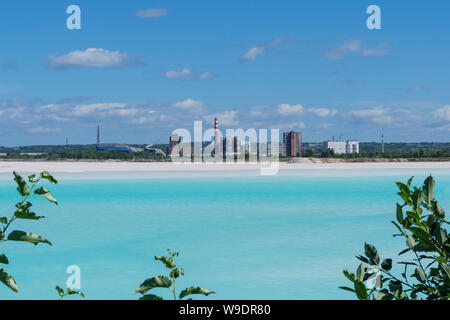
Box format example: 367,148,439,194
0,166,449,300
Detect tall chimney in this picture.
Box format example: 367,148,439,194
214,117,218,156
97,125,100,147
381,133,384,154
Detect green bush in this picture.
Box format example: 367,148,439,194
341,176,449,300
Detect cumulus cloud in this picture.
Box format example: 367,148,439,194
72,103,127,116
136,8,169,18
278,104,305,115
433,106,450,121
45,48,143,69
308,108,338,117
205,110,239,126
173,98,204,109
348,107,392,124
165,68,192,79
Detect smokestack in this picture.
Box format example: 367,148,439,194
97,125,100,146
381,133,385,154
214,117,219,156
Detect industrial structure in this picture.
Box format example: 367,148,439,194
323,140,360,155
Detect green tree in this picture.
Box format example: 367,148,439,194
135,249,215,300
0,171,58,293
341,176,449,300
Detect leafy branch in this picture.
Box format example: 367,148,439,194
341,175,450,300
135,249,215,300
0,171,58,293
55,285,85,300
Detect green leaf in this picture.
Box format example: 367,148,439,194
381,259,392,272
364,243,380,265
0,254,8,266
66,288,85,298
0,254,8,265
406,235,416,249
339,286,356,293
7,230,52,246
40,171,58,184
414,267,426,283
396,182,412,205
14,203,45,220
412,189,424,209
354,280,368,300
343,269,355,283
55,285,64,299
179,286,215,300
0,217,7,224
440,263,450,279
356,264,365,282
396,204,404,225
13,171,30,196
34,187,58,205
139,294,164,300
170,268,184,279
135,276,172,295
423,176,435,205
431,200,445,218
154,256,176,269
355,255,370,264
0,267,18,292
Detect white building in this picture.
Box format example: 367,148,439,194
323,140,359,155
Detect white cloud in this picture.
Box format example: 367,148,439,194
278,104,305,115
109,108,140,117
72,103,127,116
173,98,204,109
198,72,213,80
165,68,192,79
308,108,338,117
433,105,450,121
28,127,62,134
206,110,239,126
326,39,391,60
362,43,391,57
348,107,392,124
240,37,296,62
325,39,361,60
241,46,265,61
136,8,169,18
46,48,134,68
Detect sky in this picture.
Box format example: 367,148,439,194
0,0,449,146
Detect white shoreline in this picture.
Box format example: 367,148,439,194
0,161,449,174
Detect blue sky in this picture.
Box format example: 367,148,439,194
0,0,449,146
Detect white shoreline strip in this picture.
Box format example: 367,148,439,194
0,161,449,174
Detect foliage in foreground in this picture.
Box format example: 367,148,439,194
341,175,450,300
55,285,85,300
0,171,58,293
135,249,215,300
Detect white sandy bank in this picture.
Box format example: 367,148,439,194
0,161,449,174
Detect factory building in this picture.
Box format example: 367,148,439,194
167,134,193,157
323,140,359,155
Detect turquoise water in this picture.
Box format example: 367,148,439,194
0,168,449,300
